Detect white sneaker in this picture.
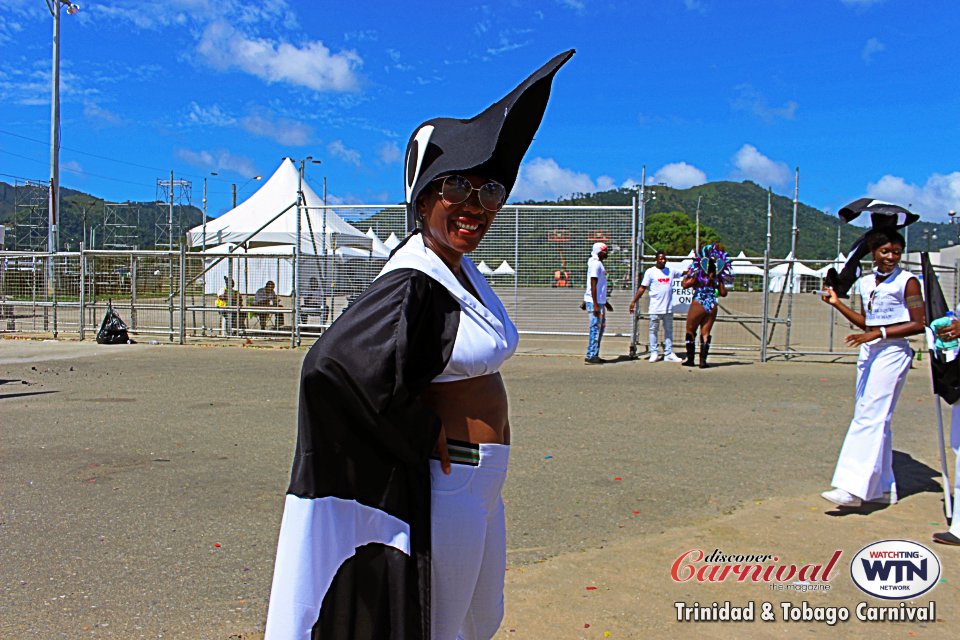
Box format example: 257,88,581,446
663,353,683,363
821,488,862,508
867,492,897,505
648,352,659,362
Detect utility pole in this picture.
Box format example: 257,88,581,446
694,195,702,251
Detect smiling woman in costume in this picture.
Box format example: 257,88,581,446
819,223,925,509
264,50,574,640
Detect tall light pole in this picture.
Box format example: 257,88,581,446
231,175,262,208
46,0,79,255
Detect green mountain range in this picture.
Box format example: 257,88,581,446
2,179,955,259
526,180,957,259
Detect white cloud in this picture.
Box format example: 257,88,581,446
557,0,586,12
861,37,885,63
732,144,792,186
865,172,960,219
327,140,362,167
176,148,258,177
187,102,236,127
196,20,362,92
240,113,312,146
731,84,798,123
377,141,402,164
61,160,84,176
83,101,127,128
184,103,311,145
511,157,609,201
652,162,707,189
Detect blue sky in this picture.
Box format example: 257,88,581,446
1,0,958,220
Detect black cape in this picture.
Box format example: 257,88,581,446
265,263,460,639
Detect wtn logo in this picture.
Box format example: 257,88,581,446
850,541,940,600
860,558,927,583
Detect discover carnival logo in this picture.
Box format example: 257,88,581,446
671,548,842,584
850,540,941,600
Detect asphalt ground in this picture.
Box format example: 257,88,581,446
1,337,957,639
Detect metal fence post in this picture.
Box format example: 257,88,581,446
629,195,639,358
52,254,58,339
784,168,799,358
179,244,186,344
513,206,519,318
130,255,138,330
168,250,174,343
760,190,772,362
78,243,85,340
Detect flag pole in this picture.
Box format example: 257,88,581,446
932,397,953,519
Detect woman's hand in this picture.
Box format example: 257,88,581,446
432,423,451,475
936,319,960,341
845,329,881,346
821,287,838,306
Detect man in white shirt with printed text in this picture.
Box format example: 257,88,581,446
630,250,682,362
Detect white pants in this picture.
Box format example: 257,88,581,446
949,407,960,536
430,444,509,640
831,339,912,501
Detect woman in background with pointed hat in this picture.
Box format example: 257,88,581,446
265,50,573,640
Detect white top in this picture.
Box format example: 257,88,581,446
859,267,916,327
641,266,676,314
378,233,519,383
584,257,607,305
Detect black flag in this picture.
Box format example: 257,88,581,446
921,252,960,404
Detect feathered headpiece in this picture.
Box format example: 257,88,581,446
403,50,575,231
687,243,733,287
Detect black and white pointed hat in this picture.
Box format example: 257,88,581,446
825,198,920,298
403,49,574,230
838,198,920,228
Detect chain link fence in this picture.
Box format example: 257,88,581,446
3,205,957,361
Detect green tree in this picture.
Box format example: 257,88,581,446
644,211,720,256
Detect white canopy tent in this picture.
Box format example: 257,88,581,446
731,250,764,277
383,232,401,250
768,253,821,292
814,252,847,278
365,228,392,258
476,260,494,275
186,158,371,254
493,260,515,275
202,241,386,297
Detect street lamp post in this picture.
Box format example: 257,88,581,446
231,175,262,208
46,0,79,256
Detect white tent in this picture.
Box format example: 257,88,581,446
186,158,371,254
202,240,386,297
731,250,764,276
768,253,821,292
365,228,391,258
476,260,494,275
493,260,515,275
814,252,847,278
202,243,295,296
383,232,401,250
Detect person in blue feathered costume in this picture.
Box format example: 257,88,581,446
680,243,732,368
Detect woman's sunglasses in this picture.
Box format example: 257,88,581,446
432,175,507,212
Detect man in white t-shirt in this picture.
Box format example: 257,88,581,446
584,242,610,364
629,250,681,362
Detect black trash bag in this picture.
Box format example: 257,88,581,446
96,303,132,344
